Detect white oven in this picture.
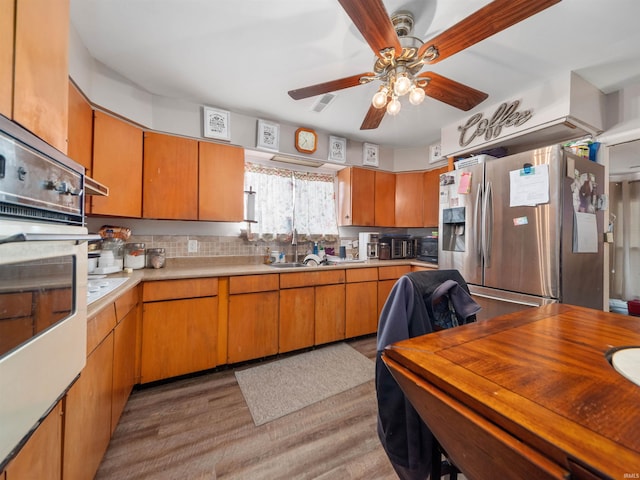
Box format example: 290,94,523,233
0,117,99,467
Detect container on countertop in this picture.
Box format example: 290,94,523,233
124,243,146,269
146,248,166,269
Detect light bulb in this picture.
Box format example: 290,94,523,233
409,85,426,105
386,97,401,116
371,88,388,109
394,75,412,96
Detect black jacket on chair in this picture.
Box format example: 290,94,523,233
376,270,480,480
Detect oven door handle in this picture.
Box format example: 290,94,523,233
0,233,102,244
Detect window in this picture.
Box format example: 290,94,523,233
244,163,338,241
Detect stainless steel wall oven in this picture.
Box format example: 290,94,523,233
0,116,98,467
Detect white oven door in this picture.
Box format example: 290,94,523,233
0,220,94,466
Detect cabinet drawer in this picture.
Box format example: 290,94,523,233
346,267,378,283
87,303,116,356
229,274,279,294
143,278,218,302
115,285,139,322
279,269,345,289
378,265,411,280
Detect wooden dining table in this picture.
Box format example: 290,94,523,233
381,303,640,480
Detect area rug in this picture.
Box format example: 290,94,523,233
235,342,374,426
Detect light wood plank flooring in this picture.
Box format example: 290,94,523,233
95,336,400,479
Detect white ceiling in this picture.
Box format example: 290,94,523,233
70,0,640,168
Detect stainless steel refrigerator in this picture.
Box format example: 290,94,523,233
438,145,605,320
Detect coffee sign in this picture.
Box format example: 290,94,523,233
457,100,533,147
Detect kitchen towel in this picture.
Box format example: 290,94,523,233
235,342,374,426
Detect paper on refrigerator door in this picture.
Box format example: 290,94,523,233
573,211,598,253
509,164,549,207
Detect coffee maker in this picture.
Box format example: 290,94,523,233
358,232,380,259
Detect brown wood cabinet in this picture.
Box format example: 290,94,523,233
67,82,93,174
337,167,375,226
4,400,62,480
0,0,14,118
13,0,69,153
0,292,33,356
395,171,424,227
423,166,448,227
92,111,143,217
141,278,219,383
63,333,114,480
143,132,198,220
374,171,395,227
279,269,346,351
199,142,245,221
345,267,378,337
228,274,279,363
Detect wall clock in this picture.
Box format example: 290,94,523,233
295,127,317,154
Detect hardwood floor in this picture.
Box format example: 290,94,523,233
95,336,399,479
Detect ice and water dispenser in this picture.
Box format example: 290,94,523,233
441,206,466,252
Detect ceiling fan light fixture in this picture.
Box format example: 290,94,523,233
387,96,401,116
394,74,412,96
409,85,425,105
372,87,389,109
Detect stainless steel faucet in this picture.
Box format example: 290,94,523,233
292,228,298,263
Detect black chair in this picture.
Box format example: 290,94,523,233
376,269,480,480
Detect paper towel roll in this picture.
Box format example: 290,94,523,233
245,190,256,222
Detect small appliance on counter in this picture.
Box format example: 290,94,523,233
417,235,439,263
378,234,418,259
358,232,380,259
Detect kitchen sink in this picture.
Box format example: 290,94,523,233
269,262,308,268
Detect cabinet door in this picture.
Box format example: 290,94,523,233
0,0,14,117
279,287,314,353
395,171,424,227
143,132,198,220
375,171,395,227
228,291,279,363
5,401,62,480
337,167,375,226
345,281,378,337
63,334,114,480
67,82,93,173
315,284,345,345
111,306,138,431
13,0,69,152
423,166,449,227
92,111,144,217
199,142,244,221
141,297,218,383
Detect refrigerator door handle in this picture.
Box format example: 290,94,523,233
475,183,483,262
483,181,493,266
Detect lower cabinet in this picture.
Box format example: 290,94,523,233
345,268,379,337
141,278,219,383
315,283,346,345
4,400,62,480
228,274,279,363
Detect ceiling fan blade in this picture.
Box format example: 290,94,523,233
418,0,561,63
288,73,372,100
337,0,401,58
360,103,387,130
418,72,488,111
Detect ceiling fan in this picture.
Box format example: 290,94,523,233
288,0,561,130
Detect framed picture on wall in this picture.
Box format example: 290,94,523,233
328,135,347,163
256,119,280,152
203,106,231,141
363,142,379,167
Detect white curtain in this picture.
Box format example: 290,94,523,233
610,179,640,300
244,163,338,241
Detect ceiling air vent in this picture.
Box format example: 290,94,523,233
311,93,336,113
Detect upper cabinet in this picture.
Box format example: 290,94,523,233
13,0,69,153
395,172,424,227
374,171,395,227
199,142,244,222
337,166,375,226
92,111,143,218
67,82,93,174
143,132,199,220
0,0,14,117
423,166,449,227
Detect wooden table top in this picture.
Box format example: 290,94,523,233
382,303,640,479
